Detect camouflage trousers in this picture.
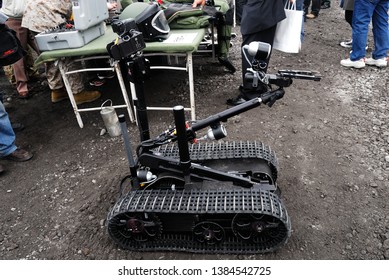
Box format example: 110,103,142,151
46,58,85,94
30,31,85,93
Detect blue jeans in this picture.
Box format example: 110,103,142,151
351,0,389,60
0,101,17,158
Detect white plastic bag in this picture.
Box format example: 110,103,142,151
273,1,303,53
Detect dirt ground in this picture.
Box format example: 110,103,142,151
0,5,388,260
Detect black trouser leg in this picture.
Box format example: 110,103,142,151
240,25,276,99
311,0,321,16
303,0,310,14
345,10,353,28
241,26,276,82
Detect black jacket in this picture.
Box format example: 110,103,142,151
240,0,286,35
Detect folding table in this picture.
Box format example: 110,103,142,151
35,26,206,128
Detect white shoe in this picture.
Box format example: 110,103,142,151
341,39,369,51
365,57,387,67
340,58,366,68
340,40,352,48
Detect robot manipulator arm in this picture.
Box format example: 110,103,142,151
244,70,294,90
243,41,321,91
243,41,293,90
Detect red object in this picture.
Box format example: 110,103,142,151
2,49,15,56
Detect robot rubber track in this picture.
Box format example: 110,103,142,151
104,29,321,253
107,141,291,254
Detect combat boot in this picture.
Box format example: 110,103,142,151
74,90,101,105
51,88,69,103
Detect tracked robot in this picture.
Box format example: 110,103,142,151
105,18,321,254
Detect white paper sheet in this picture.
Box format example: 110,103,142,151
162,33,197,44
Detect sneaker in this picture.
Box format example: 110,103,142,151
321,4,330,9
74,90,101,105
97,72,115,80
4,148,33,162
305,13,317,19
365,57,387,67
340,40,352,48
51,88,69,103
340,58,366,68
342,40,369,50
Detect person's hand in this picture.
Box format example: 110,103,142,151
107,2,118,11
289,0,296,3
192,0,206,8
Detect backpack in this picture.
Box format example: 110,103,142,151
0,24,25,66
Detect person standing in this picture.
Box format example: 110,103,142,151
0,100,33,175
0,13,33,175
339,0,355,48
304,0,321,19
226,0,292,105
21,0,101,104
1,0,40,99
340,0,389,68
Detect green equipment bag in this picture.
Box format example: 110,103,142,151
163,2,218,29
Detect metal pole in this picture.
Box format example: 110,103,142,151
119,114,139,188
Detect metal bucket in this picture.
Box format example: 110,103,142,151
100,99,121,137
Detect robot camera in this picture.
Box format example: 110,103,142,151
111,18,137,37
247,41,271,61
107,18,146,60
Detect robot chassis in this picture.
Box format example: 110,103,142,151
105,21,321,254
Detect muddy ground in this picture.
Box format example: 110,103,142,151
0,5,388,260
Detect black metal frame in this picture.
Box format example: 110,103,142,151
119,50,320,191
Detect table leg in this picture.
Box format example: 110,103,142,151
187,52,196,121
58,60,84,128
114,62,135,123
